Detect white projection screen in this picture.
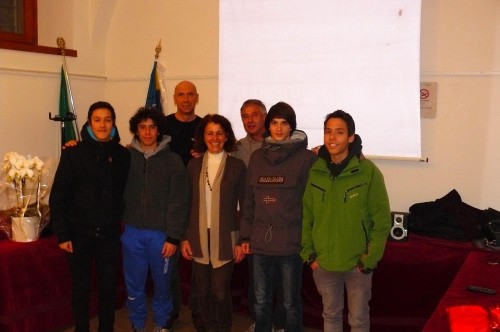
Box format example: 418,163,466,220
219,0,422,159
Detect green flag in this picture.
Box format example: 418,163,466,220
58,66,76,143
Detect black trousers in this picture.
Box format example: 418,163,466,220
192,260,234,332
67,235,120,332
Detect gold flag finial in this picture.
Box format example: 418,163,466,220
57,37,66,56
155,39,162,59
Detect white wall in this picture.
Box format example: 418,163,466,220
104,0,219,140
380,0,500,211
0,0,499,212
0,0,114,159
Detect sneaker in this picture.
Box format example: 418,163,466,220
245,322,255,332
153,326,170,332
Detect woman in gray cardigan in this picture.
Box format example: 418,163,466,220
181,114,246,332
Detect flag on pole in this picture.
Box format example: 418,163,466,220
59,66,77,144
145,60,167,114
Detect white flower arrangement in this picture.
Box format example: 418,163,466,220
4,152,44,181
3,152,44,217
1,152,52,242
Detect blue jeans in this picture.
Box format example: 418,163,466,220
313,266,372,332
121,225,173,329
246,255,286,328
253,253,303,332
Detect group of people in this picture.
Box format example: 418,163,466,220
49,80,391,332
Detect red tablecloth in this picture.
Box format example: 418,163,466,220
0,236,74,331
422,250,500,331
0,236,126,332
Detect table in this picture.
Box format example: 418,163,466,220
0,236,126,332
422,249,500,331
0,236,74,331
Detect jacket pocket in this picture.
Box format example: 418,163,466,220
343,183,368,203
310,183,326,202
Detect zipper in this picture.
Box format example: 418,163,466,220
310,183,326,202
343,183,367,203
361,220,369,252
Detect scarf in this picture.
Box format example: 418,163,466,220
196,151,229,268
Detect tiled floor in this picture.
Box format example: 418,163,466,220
60,304,322,332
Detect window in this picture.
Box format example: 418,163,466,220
0,0,76,56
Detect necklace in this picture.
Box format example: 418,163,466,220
205,167,213,191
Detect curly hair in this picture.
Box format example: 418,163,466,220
129,106,165,138
192,114,237,153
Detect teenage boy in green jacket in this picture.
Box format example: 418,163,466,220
301,110,391,332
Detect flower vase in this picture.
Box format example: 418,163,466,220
11,206,41,242
3,151,47,242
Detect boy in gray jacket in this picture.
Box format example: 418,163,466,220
121,107,189,332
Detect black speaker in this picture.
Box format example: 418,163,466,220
389,212,408,241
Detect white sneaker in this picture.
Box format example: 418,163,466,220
245,322,256,332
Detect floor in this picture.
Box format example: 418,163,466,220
59,304,322,332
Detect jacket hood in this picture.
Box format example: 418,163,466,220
81,121,122,144
129,135,172,158
261,129,309,165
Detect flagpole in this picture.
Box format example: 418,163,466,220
148,39,167,114
155,39,162,60
57,37,81,141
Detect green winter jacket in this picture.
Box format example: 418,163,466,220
301,156,391,271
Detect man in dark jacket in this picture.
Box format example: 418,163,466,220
50,101,131,332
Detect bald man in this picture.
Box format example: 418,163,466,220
162,81,203,330
162,80,202,166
